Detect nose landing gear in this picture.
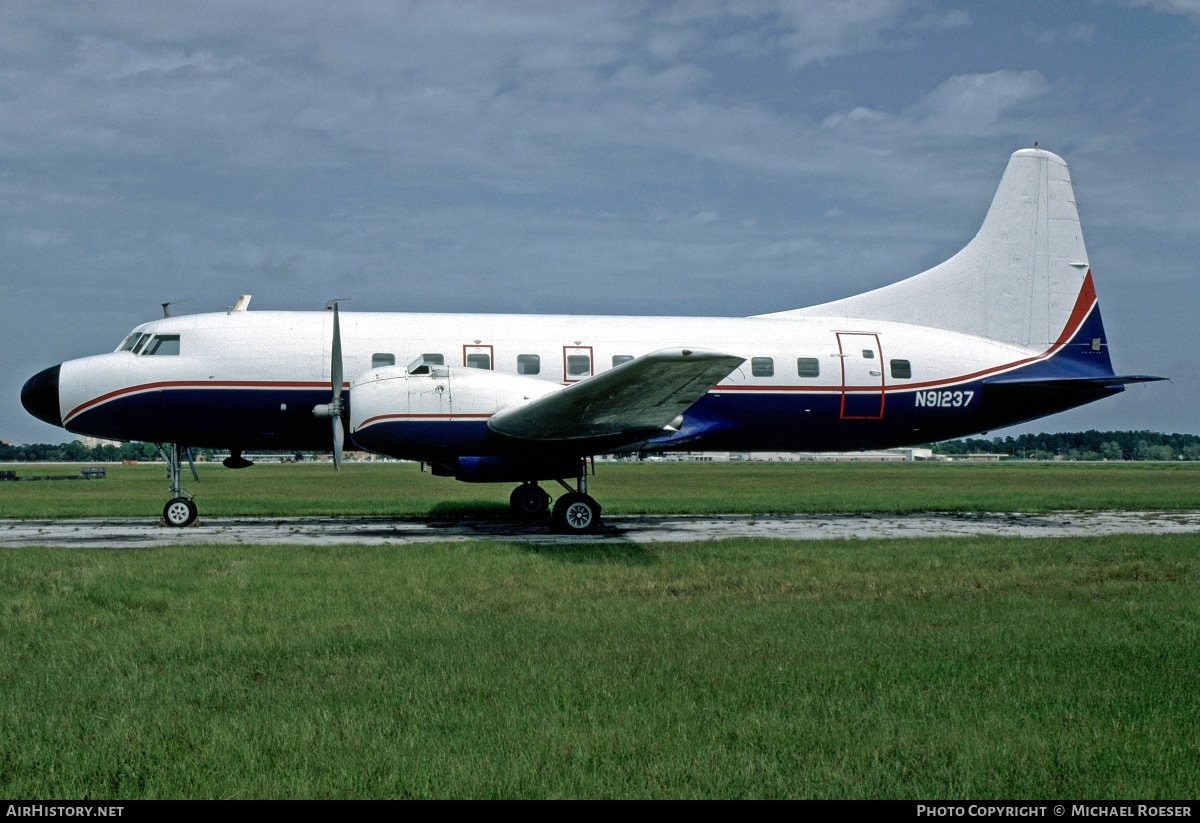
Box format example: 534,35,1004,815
158,443,199,527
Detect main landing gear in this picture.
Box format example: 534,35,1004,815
553,489,601,533
509,460,601,533
510,482,551,519
508,460,602,533
158,443,199,527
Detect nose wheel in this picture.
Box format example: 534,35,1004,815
163,497,198,527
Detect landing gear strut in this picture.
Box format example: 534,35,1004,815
510,482,551,519
158,443,199,527
551,459,601,533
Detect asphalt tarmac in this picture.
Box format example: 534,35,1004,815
2,510,1199,548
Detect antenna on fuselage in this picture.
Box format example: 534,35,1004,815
160,298,193,318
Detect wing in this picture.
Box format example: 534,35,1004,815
488,348,744,441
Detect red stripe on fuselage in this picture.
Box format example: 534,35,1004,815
357,413,494,428
65,379,348,424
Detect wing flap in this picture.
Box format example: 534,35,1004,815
488,348,744,441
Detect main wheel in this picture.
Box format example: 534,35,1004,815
551,492,601,533
163,497,198,527
510,483,551,519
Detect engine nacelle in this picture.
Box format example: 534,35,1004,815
348,364,559,461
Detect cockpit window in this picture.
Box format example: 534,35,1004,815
131,334,152,354
119,332,147,352
143,335,180,356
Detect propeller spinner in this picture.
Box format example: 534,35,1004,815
312,300,347,469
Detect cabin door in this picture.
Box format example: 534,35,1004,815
836,332,885,419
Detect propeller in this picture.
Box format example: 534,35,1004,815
312,299,348,469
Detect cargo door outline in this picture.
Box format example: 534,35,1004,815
837,332,885,419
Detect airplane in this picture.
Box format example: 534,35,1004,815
20,147,1164,532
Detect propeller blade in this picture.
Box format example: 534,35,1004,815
317,298,349,470
331,302,343,401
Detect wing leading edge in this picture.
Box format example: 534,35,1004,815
487,348,745,441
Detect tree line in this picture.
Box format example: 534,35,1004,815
0,441,163,463
4,430,1200,462
931,430,1200,461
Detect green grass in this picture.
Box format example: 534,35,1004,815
3,460,1200,518
1,535,1197,798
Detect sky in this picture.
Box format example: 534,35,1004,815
3,0,1198,445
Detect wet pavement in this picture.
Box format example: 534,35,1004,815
2,510,1199,548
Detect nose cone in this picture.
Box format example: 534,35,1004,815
21,364,62,427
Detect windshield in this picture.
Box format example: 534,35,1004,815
142,335,180,356
118,332,148,353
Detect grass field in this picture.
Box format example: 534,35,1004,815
3,460,1200,518
2,462,1198,798
1,534,1197,798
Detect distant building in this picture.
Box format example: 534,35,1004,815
627,448,935,463
75,435,121,448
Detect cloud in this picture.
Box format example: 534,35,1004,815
820,69,1049,146
9,228,73,248
911,70,1049,131
1022,23,1097,44
1120,0,1200,19
67,36,246,81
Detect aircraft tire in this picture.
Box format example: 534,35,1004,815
163,497,197,528
510,483,551,519
552,492,601,533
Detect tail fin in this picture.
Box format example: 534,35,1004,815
766,148,1093,351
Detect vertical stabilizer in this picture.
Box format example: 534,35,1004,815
767,149,1092,350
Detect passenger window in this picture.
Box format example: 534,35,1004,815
796,357,820,378
862,349,874,359
612,355,634,367
143,335,180,356
566,354,591,377
751,357,774,377
466,353,491,369
421,353,445,366
372,353,395,368
517,354,540,375
890,359,912,379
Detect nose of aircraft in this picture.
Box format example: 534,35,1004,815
21,364,63,427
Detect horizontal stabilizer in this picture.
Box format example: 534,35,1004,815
488,348,744,441
985,374,1166,390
